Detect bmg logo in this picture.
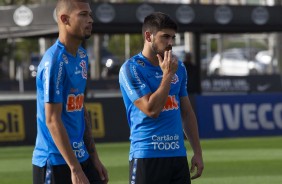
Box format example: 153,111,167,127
0,105,25,142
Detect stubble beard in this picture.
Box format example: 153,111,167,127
152,41,164,59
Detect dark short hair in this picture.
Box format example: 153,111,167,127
56,0,90,17
142,12,178,34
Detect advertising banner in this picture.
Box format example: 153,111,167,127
196,93,282,138
201,75,282,94
0,97,129,146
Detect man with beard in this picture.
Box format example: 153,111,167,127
32,0,108,183
119,12,204,184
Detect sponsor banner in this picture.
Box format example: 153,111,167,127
85,103,105,138
0,100,36,146
0,97,129,146
196,94,282,138
0,105,25,141
201,75,282,93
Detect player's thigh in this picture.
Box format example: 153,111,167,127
33,159,102,184
33,164,47,184
171,157,191,184
129,158,172,184
51,163,72,184
33,163,71,184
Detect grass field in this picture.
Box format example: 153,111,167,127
0,136,281,184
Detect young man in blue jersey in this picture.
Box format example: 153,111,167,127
32,0,108,183
119,12,204,184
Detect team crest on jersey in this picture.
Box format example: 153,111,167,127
137,60,145,67
78,49,86,58
62,54,68,64
80,60,87,79
171,74,179,84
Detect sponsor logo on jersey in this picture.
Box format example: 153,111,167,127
72,141,86,158
78,49,86,58
171,74,179,84
62,54,68,64
120,68,133,95
137,60,145,67
151,134,180,150
44,62,50,95
55,61,64,95
66,93,84,112
162,95,179,111
80,60,87,79
132,65,146,89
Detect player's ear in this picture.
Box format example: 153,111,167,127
145,31,152,42
60,14,69,25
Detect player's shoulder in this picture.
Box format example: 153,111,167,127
43,40,64,61
179,60,186,70
122,53,146,70
39,41,66,69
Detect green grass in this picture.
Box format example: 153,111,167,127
0,136,282,184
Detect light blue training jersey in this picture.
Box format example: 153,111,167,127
119,52,189,161
32,40,89,167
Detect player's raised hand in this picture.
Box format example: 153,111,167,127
157,48,178,76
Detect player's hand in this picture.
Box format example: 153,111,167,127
93,158,109,184
71,167,90,184
190,153,204,180
157,49,178,76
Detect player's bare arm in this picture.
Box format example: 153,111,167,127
83,106,96,154
134,50,178,118
45,103,89,184
180,96,204,180
83,106,109,183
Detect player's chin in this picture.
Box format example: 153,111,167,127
84,33,92,40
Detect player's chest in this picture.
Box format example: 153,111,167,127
145,69,181,93
65,59,88,86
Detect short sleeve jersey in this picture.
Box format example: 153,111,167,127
119,52,189,160
32,40,89,167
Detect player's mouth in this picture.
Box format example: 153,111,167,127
165,45,172,51
85,26,92,31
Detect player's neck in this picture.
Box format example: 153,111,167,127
142,48,159,66
59,34,82,57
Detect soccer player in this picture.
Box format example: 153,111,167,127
32,0,108,183
119,12,204,184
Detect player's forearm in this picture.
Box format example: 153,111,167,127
47,120,82,170
83,107,99,161
83,121,97,158
183,113,202,156
146,73,173,117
